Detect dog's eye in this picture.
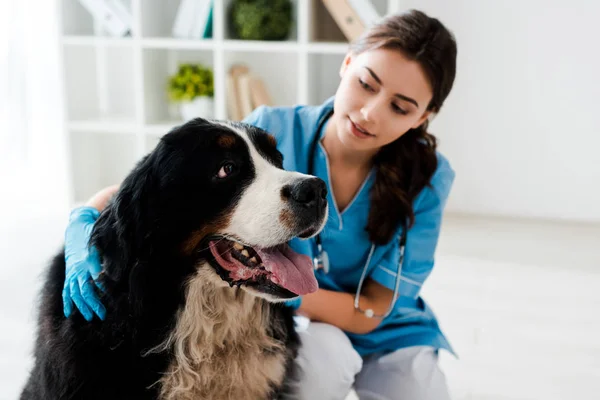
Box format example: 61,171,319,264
217,162,236,179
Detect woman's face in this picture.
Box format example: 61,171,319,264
332,48,434,153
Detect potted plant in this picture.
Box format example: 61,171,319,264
229,0,293,41
167,63,215,121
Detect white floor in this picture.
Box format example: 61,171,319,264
1,212,599,400
428,213,600,400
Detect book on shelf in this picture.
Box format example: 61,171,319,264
172,0,195,38
237,73,254,119
321,0,365,42
320,0,381,42
227,64,249,121
106,0,133,31
202,4,213,39
312,0,348,42
346,0,381,28
248,76,272,112
173,0,213,39
226,64,273,121
77,0,132,37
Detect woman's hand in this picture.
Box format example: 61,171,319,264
62,206,105,321
62,184,119,321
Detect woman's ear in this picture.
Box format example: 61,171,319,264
339,53,353,78
411,110,433,129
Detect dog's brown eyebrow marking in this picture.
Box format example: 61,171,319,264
217,134,236,148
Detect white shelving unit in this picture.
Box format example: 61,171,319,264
59,0,401,204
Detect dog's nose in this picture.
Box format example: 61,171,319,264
282,178,328,235
287,178,327,209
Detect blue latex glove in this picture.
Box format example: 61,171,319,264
62,206,106,321
285,297,302,310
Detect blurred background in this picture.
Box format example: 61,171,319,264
1,0,599,399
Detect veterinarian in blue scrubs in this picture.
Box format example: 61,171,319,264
61,10,458,400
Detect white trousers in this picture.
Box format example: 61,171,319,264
294,322,451,400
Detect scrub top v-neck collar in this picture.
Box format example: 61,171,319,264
314,114,376,231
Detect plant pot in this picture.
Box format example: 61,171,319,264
179,96,214,121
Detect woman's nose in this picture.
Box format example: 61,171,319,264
360,106,370,121
360,98,383,122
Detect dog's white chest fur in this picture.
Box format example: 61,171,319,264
157,267,289,400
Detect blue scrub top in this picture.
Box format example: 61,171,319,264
243,97,456,357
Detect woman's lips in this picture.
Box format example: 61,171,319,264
349,118,375,139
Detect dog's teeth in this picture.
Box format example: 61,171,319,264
249,256,257,263
241,249,249,257
233,243,244,250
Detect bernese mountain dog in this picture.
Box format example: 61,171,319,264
20,118,328,400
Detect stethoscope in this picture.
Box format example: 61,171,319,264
308,109,407,319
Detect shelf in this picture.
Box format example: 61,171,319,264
141,38,215,50
223,40,299,53
66,120,185,136
60,0,403,205
62,37,349,55
62,36,134,46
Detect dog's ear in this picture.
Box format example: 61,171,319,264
91,153,157,282
91,153,165,318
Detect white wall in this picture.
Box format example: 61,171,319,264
399,0,600,222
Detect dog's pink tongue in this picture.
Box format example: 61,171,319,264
256,245,318,295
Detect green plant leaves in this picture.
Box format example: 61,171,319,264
167,63,214,102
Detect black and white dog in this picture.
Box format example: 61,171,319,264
20,118,328,400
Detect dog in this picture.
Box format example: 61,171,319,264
20,118,328,400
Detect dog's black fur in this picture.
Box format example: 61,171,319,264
20,119,302,399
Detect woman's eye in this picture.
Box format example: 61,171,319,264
358,78,373,91
217,162,236,179
392,103,407,115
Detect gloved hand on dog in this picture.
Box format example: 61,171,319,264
62,206,304,322
62,206,106,322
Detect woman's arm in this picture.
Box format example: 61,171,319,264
298,278,393,334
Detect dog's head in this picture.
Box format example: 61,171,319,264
96,118,327,303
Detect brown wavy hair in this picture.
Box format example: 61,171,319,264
349,10,457,245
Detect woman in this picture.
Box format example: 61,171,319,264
62,10,457,400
